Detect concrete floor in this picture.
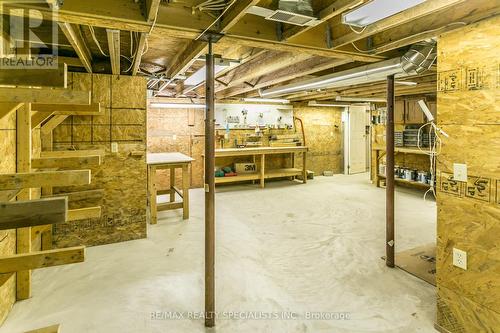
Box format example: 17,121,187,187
1,173,437,333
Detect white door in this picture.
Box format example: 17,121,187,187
347,106,368,174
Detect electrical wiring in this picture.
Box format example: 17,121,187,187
416,121,443,201
349,24,367,34
88,25,109,57
194,0,237,41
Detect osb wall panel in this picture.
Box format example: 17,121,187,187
292,106,343,174
147,104,344,188
0,109,16,326
52,73,147,247
436,16,500,332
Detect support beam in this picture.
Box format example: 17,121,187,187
386,74,395,268
58,23,92,73
31,111,54,129
106,29,121,75
41,115,69,135
331,0,466,49
164,0,261,89
204,39,216,328
0,197,67,230
41,149,105,158
0,88,91,105
131,33,147,76
0,170,92,190
67,207,101,221
33,103,102,115
0,246,85,273
32,155,102,169
145,0,161,22
0,64,67,88
16,103,32,300
0,102,23,120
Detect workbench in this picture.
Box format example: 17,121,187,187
214,146,308,188
147,153,194,224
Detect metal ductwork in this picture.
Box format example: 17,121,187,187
247,0,319,27
260,40,437,97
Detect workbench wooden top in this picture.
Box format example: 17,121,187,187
146,152,194,165
215,146,308,157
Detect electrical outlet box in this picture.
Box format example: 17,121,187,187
453,248,467,270
111,142,118,153
172,134,177,141
453,163,467,182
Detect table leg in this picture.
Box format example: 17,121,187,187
302,152,307,184
148,165,158,224
170,167,176,202
260,154,265,188
182,164,190,220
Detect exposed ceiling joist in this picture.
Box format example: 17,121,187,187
164,0,261,94
58,23,92,73
106,29,121,75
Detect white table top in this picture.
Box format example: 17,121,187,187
147,152,194,165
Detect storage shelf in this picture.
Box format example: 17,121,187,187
215,173,260,184
265,168,302,179
378,175,432,188
215,168,303,184
373,146,430,155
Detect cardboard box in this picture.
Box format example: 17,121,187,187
234,163,256,174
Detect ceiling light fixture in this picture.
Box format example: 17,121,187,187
149,103,205,109
395,80,418,86
308,101,352,108
335,96,386,102
242,97,290,104
342,0,426,28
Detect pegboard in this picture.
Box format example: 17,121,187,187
215,103,294,130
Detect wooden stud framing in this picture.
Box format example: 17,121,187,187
0,88,91,105
32,155,102,169
0,246,85,273
0,64,67,88
67,207,102,221
16,103,32,300
106,29,121,75
0,197,67,230
131,33,147,76
41,149,105,158
0,102,23,120
58,23,92,73
0,170,92,190
41,115,69,136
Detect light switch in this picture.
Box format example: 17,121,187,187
111,142,118,153
453,163,467,182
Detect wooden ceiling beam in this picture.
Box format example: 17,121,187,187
106,29,121,75
131,0,160,76
58,23,92,73
165,0,261,91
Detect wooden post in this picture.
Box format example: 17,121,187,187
302,151,307,184
260,154,265,188
16,103,32,300
182,164,189,220
170,167,175,202
386,74,395,268
204,38,216,328
148,165,157,224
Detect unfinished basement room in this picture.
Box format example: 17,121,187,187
0,0,499,332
